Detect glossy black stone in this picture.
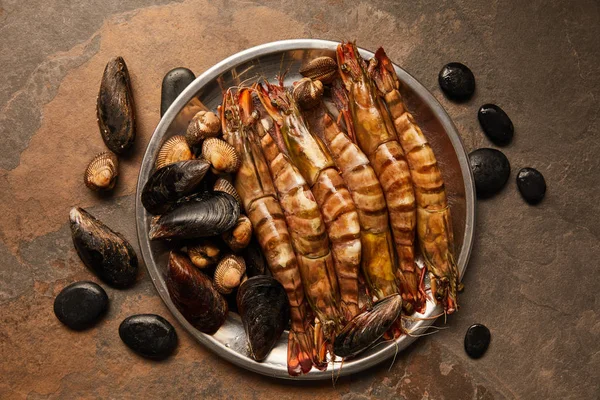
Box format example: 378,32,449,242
517,168,546,204
464,324,491,359
478,104,514,146
469,148,511,198
53,281,108,330
438,62,475,101
160,67,195,116
119,314,178,360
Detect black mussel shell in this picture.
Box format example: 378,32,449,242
97,56,136,154
166,251,228,334
333,294,402,358
141,159,210,215
69,207,138,288
237,276,289,361
149,192,240,240
241,237,268,278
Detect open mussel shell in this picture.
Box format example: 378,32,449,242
222,215,252,252
69,207,138,288
237,276,290,361
186,110,221,147
293,78,324,110
149,192,240,240
166,251,227,334
299,56,337,83
84,151,118,191
97,56,136,154
202,138,241,173
156,135,193,170
187,239,221,269
214,255,246,294
141,159,210,215
333,294,402,358
213,178,242,207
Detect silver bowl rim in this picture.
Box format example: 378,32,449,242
135,39,476,380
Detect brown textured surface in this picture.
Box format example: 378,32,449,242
1,0,599,398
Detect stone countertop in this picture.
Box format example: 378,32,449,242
1,1,598,399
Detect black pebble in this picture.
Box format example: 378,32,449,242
517,168,546,204
464,324,490,359
438,62,475,101
119,314,178,360
478,104,514,146
160,67,196,116
53,281,108,330
469,148,511,198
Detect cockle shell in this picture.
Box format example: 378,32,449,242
214,255,246,294
292,78,324,110
84,152,118,191
213,178,242,208
222,215,252,252
156,135,193,170
187,239,221,269
299,56,338,83
186,111,221,146
202,138,241,173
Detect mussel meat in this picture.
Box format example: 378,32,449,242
213,177,242,207
187,239,221,269
333,294,403,358
156,135,193,170
214,255,246,294
149,191,240,240
292,78,324,110
186,110,221,146
166,251,228,334
84,151,118,191
141,159,210,215
97,56,136,154
299,56,337,83
202,138,241,173
222,215,252,252
237,276,290,361
69,207,138,288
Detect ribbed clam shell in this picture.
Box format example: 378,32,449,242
185,111,221,146
213,178,242,207
84,151,118,191
222,215,252,252
293,78,324,110
156,135,193,170
202,138,241,173
187,239,221,269
299,56,337,83
214,255,246,294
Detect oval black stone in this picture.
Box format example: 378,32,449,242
469,148,511,198
478,104,514,146
160,67,195,116
438,62,475,101
53,281,108,330
119,314,178,360
464,324,490,359
517,168,546,204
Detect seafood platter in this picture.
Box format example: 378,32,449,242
135,39,475,379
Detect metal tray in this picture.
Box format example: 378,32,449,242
135,39,476,380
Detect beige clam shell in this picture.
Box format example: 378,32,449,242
156,135,193,170
222,215,252,252
214,255,246,294
84,151,118,191
293,78,324,110
213,178,242,207
187,239,221,269
186,110,221,146
299,56,337,83
202,138,241,173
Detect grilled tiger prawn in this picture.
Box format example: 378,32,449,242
371,48,459,314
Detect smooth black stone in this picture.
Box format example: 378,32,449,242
464,324,491,359
119,314,177,360
469,148,511,198
160,67,195,116
438,62,475,101
53,281,108,330
517,167,546,204
478,104,514,146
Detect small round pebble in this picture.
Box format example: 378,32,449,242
517,167,546,204
160,67,196,116
53,281,108,330
438,62,476,101
478,104,514,146
464,324,491,359
469,148,511,198
119,314,178,360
